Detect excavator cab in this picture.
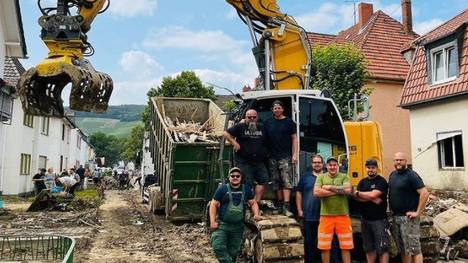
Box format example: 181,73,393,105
18,0,112,117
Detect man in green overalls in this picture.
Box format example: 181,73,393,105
209,167,262,263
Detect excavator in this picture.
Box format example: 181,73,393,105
17,0,112,117
224,0,383,262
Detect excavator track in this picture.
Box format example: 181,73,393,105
18,61,113,117
244,215,304,262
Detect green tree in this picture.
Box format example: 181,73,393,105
311,44,370,119
121,124,144,165
90,132,124,166
142,71,216,129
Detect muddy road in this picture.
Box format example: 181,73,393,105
80,190,217,263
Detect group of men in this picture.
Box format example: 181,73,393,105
210,101,430,263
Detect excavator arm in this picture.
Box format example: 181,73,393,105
18,0,113,117
226,0,311,90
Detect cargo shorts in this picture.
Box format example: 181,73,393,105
268,158,293,190
361,218,390,254
235,159,269,186
391,216,421,256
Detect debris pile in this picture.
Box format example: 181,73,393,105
424,191,468,261
101,176,120,190
164,117,221,143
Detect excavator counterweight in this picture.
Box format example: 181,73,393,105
18,0,112,117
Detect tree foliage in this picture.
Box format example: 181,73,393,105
142,71,216,129
90,132,125,167
311,44,370,119
121,124,145,165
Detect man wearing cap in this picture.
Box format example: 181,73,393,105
209,167,262,263
264,100,298,217
354,159,389,263
388,152,429,263
314,156,353,263
224,109,269,202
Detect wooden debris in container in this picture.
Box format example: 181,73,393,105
164,117,221,143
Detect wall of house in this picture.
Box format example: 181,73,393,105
0,11,6,77
367,81,412,176
409,98,468,190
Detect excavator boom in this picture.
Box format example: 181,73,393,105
226,0,311,90
18,0,112,117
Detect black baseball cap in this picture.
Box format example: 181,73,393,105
365,158,378,167
326,156,338,163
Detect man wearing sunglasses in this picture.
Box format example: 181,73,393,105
224,109,269,202
210,167,262,263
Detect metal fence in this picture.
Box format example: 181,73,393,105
0,235,75,262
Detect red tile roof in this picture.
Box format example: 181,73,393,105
400,10,468,108
307,32,336,47
307,11,418,82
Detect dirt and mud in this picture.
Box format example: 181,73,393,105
1,189,216,263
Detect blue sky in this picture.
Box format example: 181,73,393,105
19,0,467,105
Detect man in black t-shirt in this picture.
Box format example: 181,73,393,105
32,168,47,195
264,100,298,217
388,152,429,263
354,159,389,263
224,109,269,202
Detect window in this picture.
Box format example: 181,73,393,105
430,42,458,84
38,155,47,170
437,131,464,169
67,129,70,144
77,134,81,149
41,117,50,135
60,155,64,171
23,113,34,128
62,124,66,140
20,154,32,175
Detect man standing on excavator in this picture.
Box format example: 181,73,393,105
209,167,262,263
224,109,269,202
265,100,298,217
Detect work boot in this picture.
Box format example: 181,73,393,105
282,202,293,217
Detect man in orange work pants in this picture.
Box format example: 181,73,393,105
314,156,353,263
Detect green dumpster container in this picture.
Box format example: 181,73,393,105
0,235,75,262
148,97,232,221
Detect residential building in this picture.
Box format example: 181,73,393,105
1,57,96,194
0,0,27,194
400,10,468,190
308,1,418,176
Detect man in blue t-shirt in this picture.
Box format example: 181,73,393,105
296,154,323,262
264,100,298,217
209,167,262,263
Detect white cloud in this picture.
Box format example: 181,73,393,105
414,19,444,35
226,9,238,20
110,78,161,105
143,26,247,52
193,69,256,94
119,50,163,79
108,0,157,17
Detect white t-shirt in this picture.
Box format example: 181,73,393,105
59,176,77,187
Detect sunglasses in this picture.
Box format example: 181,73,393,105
246,116,257,119
230,174,241,178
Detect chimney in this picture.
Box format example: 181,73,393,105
402,0,413,34
358,3,373,29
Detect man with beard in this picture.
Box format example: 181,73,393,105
388,152,429,263
209,167,262,263
264,100,298,217
354,159,389,263
224,109,269,202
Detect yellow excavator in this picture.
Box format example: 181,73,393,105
18,0,112,117
225,1,383,262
